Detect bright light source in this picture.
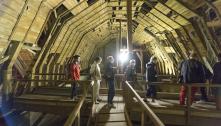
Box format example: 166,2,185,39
119,49,129,63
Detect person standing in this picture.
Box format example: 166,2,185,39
144,56,158,103
179,52,205,105
90,56,102,104
125,59,137,84
197,64,212,103
212,53,221,110
104,56,116,108
70,55,81,100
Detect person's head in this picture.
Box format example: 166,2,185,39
189,51,197,60
129,59,136,67
107,56,114,63
73,55,80,63
218,53,221,62
94,56,102,64
150,56,157,64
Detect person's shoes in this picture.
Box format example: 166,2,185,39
151,99,155,103
97,98,102,102
196,100,206,104
180,102,185,105
143,98,148,103
70,97,75,101
95,101,100,104
108,104,116,109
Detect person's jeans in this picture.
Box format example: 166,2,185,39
71,81,78,99
107,79,115,104
200,87,208,101
146,84,156,99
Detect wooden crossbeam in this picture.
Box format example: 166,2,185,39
0,56,9,64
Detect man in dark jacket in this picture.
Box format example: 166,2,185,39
104,56,116,108
179,52,206,105
212,53,221,110
144,56,157,103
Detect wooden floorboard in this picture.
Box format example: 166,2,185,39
95,95,128,126
96,122,128,126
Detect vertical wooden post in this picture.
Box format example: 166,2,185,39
141,111,145,126
116,20,121,69
185,85,191,126
77,112,80,126
136,51,144,75
127,0,133,52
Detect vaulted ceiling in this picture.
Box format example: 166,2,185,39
0,0,221,76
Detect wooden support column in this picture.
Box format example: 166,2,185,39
136,50,144,74
116,30,120,68
185,85,191,126
2,41,20,106
127,0,133,52
1,0,29,57
141,112,145,126
0,56,9,64
116,20,122,69
77,112,80,126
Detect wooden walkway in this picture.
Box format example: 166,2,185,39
142,98,221,126
94,95,128,126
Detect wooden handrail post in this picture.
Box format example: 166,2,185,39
77,112,80,126
124,81,165,126
141,111,145,126
185,85,191,126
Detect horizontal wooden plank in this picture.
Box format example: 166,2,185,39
0,3,22,17
46,0,62,8
97,113,126,123
97,122,128,126
0,10,17,22
0,27,12,36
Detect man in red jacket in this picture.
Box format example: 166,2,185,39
70,55,81,99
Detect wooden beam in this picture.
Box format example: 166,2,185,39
141,112,145,126
127,0,133,51
59,11,111,64
0,0,29,57
136,51,144,74
56,1,108,64
0,56,9,64
3,1,43,106
207,20,221,27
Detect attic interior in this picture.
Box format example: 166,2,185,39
0,0,221,126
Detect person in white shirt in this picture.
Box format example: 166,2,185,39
90,56,102,104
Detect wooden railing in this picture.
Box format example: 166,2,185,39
64,81,89,126
123,81,165,126
13,79,95,126
135,81,221,126
12,79,92,96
